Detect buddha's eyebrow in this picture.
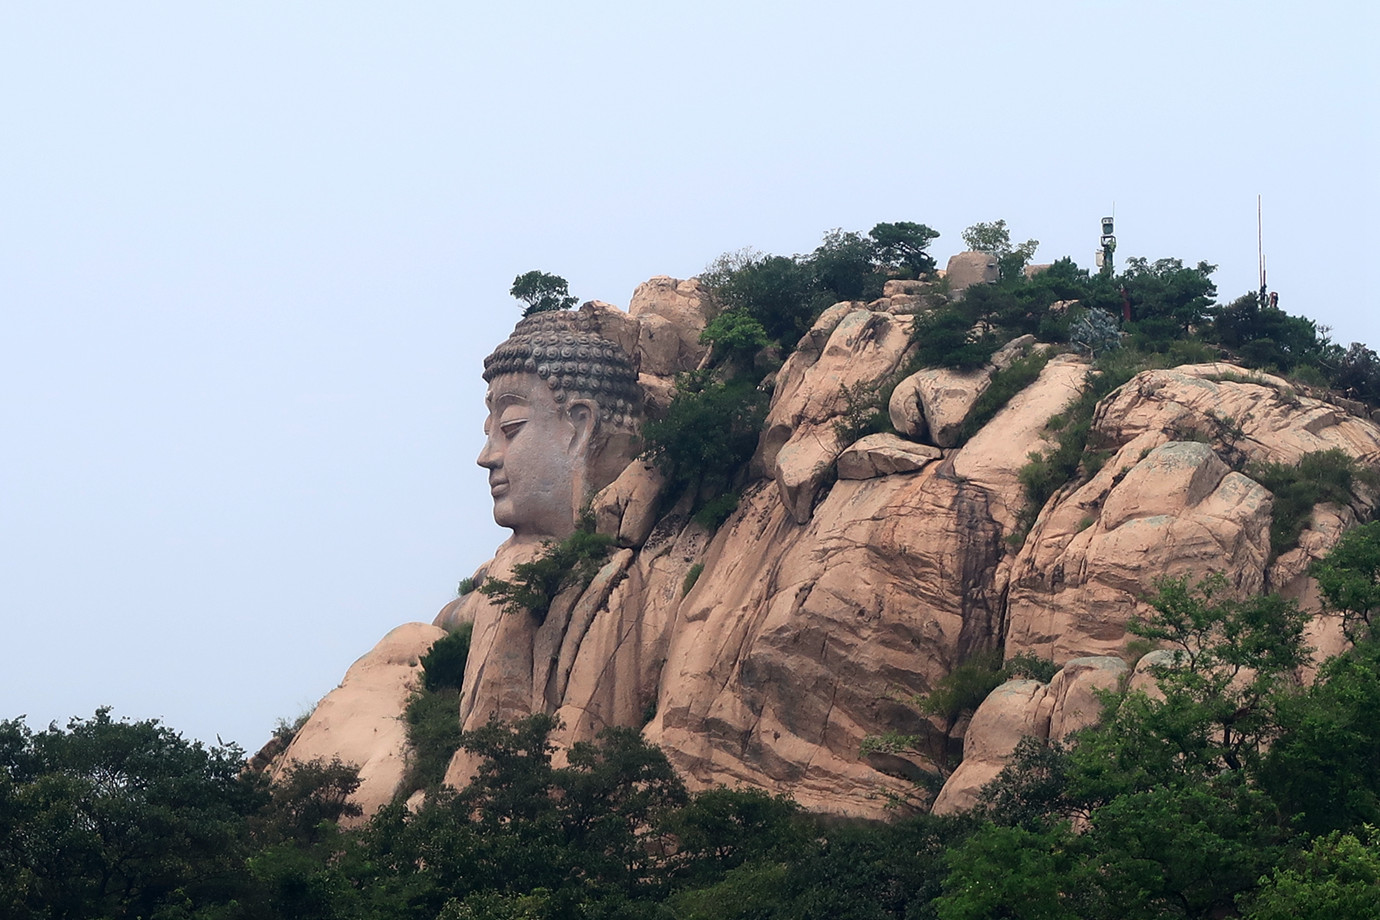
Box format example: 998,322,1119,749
491,392,530,411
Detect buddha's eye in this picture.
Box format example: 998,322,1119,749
499,418,527,439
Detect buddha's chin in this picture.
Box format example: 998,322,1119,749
491,505,571,546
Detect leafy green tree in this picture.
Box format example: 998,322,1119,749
1212,292,1326,372
701,252,820,347
662,788,806,886
640,370,768,502
1240,827,1380,920
699,309,770,369
422,622,475,692
909,306,999,369
511,270,578,317
1113,575,1312,777
1258,640,1380,836
961,219,1039,282
479,522,615,622
1328,341,1380,403
0,709,265,920
869,221,940,278
372,714,687,916
783,816,962,920
1119,257,1216,344
956,577,1326,918
806,229,885,302
1311,521,1380,642
1247,449,1371,557
937,822,1082,920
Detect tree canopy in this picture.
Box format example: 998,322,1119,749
510,270,578,317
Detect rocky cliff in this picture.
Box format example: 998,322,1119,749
272,273,1380,821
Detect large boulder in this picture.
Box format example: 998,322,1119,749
932,656,1127,814
945,251,1000,295
931,679,1047,815
890,366,991,448
1005,364,1380,664
837,433,941,480
274,622,445,822
627,276,712,376
1006,439,1274,662
648,461,1007,818
756,307,912,523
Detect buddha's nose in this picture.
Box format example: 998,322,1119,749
477,436,500,470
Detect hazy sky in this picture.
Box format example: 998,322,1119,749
3,2,1376,751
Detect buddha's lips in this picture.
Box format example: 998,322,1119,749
489,478,509,497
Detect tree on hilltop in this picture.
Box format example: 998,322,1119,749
962,219,1039,281
869,220,940,278
511,270,578,317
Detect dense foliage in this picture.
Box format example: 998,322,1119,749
699,222,941,348
640,370,769,515
510,270,578,317
8,540,1380,918
478,517,615,622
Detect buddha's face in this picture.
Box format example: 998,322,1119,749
477,372,592,544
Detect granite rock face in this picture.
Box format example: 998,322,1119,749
273,622,445,823
273,284,1380,821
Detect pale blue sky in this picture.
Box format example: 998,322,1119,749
3,1,1376,750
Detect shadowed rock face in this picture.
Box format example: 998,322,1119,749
274,288,1380,821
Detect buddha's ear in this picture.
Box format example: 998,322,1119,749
565,399,597,457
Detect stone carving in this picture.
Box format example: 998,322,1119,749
267,280,1380,824
478,312,643,545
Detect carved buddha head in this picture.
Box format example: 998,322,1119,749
478,312,642,544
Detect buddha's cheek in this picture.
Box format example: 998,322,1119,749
492,423,580,539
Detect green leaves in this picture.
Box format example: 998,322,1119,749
0,709,264,919
1312,521,1380,642
478,525,615,622
640,370,767,500
510,270,578,317
869,221,940,278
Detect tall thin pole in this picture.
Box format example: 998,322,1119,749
1258,195,1266,303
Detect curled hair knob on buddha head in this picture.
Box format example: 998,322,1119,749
483,313,642,431
477,312,644,543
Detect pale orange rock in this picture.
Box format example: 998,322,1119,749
932,656,1126,814
945,251,999,295
275,622,445,822
646,461,1009,818
906,367,992,448
836,433,941,479
627,276,711,376
951,355,1088,528
591,460,666,548
932,679,1048,815
1006,440,1275,662
277,278,1380,826
757,307,913,522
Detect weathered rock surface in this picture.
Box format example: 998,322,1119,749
648,467,1006,816
837,434,941,479
274,622,445,822
952,355,1089,529
592,460,666,547
276,280,1380,822
945,251,1000,294
627,276,711,376
892,366,991,448
757,306,913,523
1005,365,1380,664
933,656,1128,814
